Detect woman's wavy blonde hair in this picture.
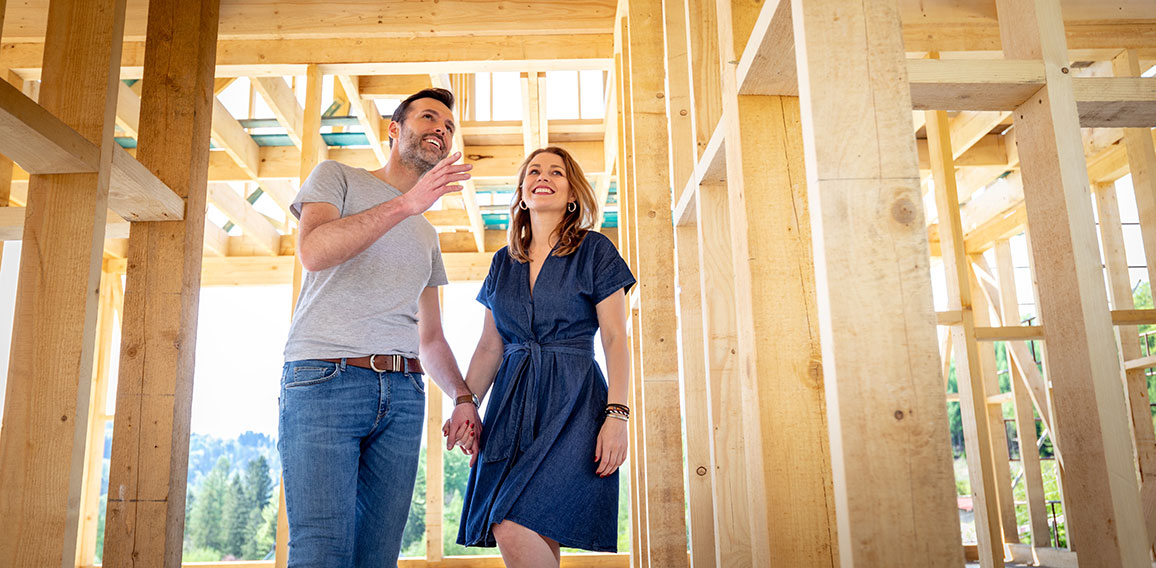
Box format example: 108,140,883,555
507,146,598,263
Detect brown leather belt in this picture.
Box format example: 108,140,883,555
320,355,423,374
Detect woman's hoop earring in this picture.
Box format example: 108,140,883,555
567,201,577,213
519,200,528,210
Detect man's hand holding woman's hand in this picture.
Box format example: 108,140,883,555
442,401,482,467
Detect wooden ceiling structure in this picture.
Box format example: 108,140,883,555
0,0,1155,567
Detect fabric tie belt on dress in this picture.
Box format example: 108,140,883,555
483,336,594,463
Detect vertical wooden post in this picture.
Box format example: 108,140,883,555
103,0,219,565
995,1,1148,563
695,183,751,567
928,105,1003,567
661,1,718,565
791,0,962,564
624,2,689,565
994,240,1052,548
1111,49,1156,548
1094,180,1156,548
969,255,1020,545
686,0,721,160
0,0,126,565
76,267,120,566
617,14,649,567
426,293,445,562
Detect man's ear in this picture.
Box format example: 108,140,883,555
387,119,400,142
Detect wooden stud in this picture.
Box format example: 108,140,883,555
521,72,542,155
719,3,840,551
0,77,100,174
101,0,219,565
927,106,1003,568
994,240,1052,549
995,0,1148,562
695,182,751,568
624,1,689,565
299,65,328,183
426,335,445,562
1092,181,1156,548
969,255,1021,546
0,0,126,564
661,1,718,565
791,0,963,564
75,268,120,566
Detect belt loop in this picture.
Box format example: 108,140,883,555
338,358,347,371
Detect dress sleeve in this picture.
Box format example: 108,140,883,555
591,235,636,304
476,248,504,310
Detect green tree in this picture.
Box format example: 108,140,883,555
188,456,230,556
221,473,249,557
241,456,273,558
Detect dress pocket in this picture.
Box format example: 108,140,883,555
284,362,341,388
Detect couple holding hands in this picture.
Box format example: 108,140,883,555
278,88,633,568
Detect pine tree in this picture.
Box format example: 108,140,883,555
241,456,273,559
188,456,230,557
221,473,249,558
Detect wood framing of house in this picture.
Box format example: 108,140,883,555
0,0,1155,567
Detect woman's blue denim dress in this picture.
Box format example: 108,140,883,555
457,232,635,552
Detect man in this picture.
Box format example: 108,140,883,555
279,88,481,567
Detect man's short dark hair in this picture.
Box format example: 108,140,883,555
388,88,454,148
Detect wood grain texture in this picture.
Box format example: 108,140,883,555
0,0,125,565
995,0,1149,563
102,0,219,565
791,0,963,565
624,1,689,565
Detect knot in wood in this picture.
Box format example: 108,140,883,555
894,410,905,420
696,466,707,476
890,198,916,225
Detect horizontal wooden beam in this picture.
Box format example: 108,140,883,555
974,325,1045,342
908,59,1045,111
108,146,185,221
1111,309,1156,326
6,35,616,79
359,75,433,99
3,1,619,42
1073,77,1156,128
0,78,99,173
1125,355,1156,372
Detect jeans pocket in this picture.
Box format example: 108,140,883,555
406,372,426,395
284,362,341,388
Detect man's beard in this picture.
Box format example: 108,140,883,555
397,124,447,175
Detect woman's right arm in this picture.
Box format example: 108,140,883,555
464,308,504,403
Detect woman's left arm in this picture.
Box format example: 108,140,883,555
594,288,630,477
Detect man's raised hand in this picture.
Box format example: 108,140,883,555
401,152,472,216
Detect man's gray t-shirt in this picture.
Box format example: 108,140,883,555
284,160,448,361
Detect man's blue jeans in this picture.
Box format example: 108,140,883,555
278,358,425,568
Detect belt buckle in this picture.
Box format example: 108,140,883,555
369,354,401,373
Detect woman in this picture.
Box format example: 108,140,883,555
448,147,634,566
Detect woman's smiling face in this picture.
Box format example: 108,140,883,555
520,151,573,212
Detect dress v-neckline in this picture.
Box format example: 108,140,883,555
528,253,548,299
